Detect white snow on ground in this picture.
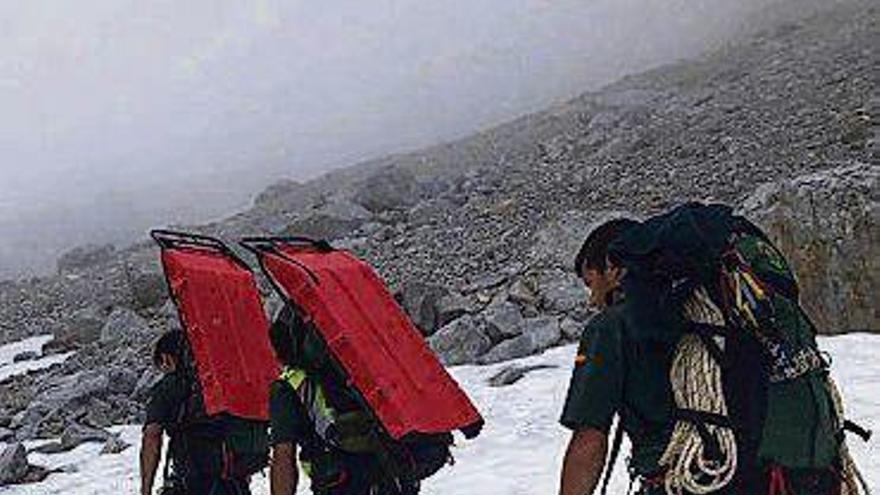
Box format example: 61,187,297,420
0,334,876,494
0,336,73,382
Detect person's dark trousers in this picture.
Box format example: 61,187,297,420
315,479,420,495
162,476,251,495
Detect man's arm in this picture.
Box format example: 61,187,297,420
559,428,608,495
140,423,164,495
270,442,299,495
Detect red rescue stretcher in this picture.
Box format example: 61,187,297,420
152,230,279,421
241,237,483,441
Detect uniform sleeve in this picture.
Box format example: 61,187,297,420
559,312,624,433
143,375,184,429
269,380,308,446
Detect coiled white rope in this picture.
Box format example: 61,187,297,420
829,377,872,495
659,288,738,495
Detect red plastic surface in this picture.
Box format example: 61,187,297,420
261,246,483,440
161,247,279,421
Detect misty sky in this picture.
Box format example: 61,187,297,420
0,0,774,278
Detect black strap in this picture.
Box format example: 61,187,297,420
687,323,728,367
674,409,733,462
601,419,625,495
843,420,873,443
675,408,733,429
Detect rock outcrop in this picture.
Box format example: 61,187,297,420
742,163,880,333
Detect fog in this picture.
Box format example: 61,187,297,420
0,0,778,279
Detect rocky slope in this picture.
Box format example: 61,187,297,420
0,0,877,466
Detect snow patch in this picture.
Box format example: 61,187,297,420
0,335,73,382
1,335,876,494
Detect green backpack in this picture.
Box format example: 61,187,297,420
609,203,870,494
275,304,454,486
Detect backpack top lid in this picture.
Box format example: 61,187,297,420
607,202,743,342
610,202,739,283
154,231,280,421
244,237,484,441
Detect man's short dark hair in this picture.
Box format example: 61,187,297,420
269,305,304,367
153,330,185,367
573,218,639,275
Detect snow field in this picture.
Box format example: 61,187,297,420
0,335,875,494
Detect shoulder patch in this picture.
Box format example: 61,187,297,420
574,353,604,367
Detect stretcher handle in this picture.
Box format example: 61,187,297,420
239,236,334,254
150,229,252,271
239,237,324,285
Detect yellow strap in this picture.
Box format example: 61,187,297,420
280,367,307,388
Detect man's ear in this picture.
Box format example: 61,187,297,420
606,262,626,285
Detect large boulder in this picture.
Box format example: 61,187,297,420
482,301,525,341
436,292,481,328
535,270,585,314
478,316,561,364
29,370,112,414
353,166,421,213
395,282,449,336
127,270,168,310
0,443,28,486
742,163,880,334
427,315,493,365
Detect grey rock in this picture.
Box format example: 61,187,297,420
462,273,508,294
56,244,115,274
482,301,525,341
253,179,310,211
427,315,493,366
396,281,449,336
488,364,558,387
31,370,111,412
19,464,52,485
128,270,168,310
536,270,585,314
353,166,421,213
282,213,362,240
60,423,113,451
560,318,585,342
100,435,130,455
741,163,880,333
61,306,107,346
41,334,80,355
478,316,561,364
507,279,539,307
107,367,140,397
29,442,67,455
0,427,13,443
130,367,163,402
436,292,480,328
160,299,183,332
0,443,28,486
12,351,39,363
100,307,153,343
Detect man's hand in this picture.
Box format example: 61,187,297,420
270,442,299,495
140,423,164,495
559,428,608,495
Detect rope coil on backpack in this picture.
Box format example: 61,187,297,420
829,378,872,495
659,288,737,495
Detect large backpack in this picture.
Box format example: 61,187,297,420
152,231,278,482
608,203,870,495
273,304,454,486
165,335,271,482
